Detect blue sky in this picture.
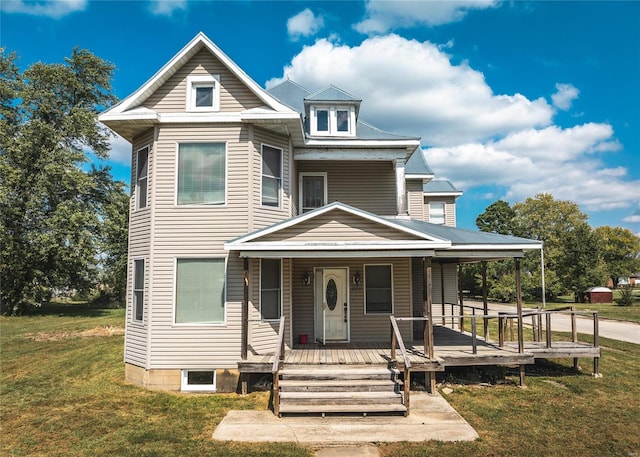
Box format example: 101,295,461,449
2,0,639,235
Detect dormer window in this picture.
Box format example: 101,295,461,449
186,75,220,112
310,106,355,137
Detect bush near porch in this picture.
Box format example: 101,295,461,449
1,302,639,457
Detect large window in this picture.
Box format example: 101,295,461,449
364,264,393,314
261,144,282,208
175,259,225,324
260,259,281,320
133,259,145,322
186,75,219,111
177,143,226,205
300,173,327,213
429,202,446,225
136,146,149,210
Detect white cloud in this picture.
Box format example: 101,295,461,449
267,34,554,145
354,0,499,34
551,83,580,110
287,8,325,41
108,133,132,165
1,0,86,18
624,215,640,223
148,0,186,17
268,34,639,216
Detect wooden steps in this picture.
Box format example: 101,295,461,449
276,364,407,417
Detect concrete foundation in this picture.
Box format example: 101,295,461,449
124,363,241,393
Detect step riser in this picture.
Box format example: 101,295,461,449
280,398,404,406
280,374,395,381
280,384,400,393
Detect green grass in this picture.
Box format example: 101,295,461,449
2,302,640,456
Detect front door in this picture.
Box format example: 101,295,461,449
317,268,349,343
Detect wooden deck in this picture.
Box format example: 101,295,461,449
238,326,566,372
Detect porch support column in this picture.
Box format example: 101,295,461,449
424,257,436,394
394,159,408,216
482,261,488,340
515,258,526,387
458,264,464,331
440,263,445,325
242,257,249,361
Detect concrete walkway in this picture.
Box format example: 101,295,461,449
212,392,479,445
466,301,640,345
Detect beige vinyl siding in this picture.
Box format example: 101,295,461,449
407,180,425,220
257,211,423,243
125,129,154,368
424,196,457,227
252,127,292,229
146,124,252,369
249,259,292,355
290,257,412,344
143,48,263,113
432,263,459,307
297,161,396,215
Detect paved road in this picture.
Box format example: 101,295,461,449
464,301,640,345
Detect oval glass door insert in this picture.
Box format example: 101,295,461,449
326,279,338,311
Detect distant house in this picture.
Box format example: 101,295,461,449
99,33,554,414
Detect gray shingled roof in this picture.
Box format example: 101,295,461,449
423,179,462,194
386,217,540,246
406,147,434,176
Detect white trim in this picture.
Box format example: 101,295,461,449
363,263,394,315
260,143,283,209
294,149,411,161
238,249,436,259
309,105,356,137
233,241,451,250
175,141,228,207
135,145,150,211
303,139,420,148
259,258,283,321
423,191,463,197
406,173,435,180
181,369,217,392
299,172,328,213
172,256,228,326
186,75,220,112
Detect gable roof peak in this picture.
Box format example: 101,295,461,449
305,85,362,103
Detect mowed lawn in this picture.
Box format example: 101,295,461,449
2,303,639,457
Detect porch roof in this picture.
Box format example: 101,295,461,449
224,202,541,260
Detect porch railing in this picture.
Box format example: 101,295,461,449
271,315,286,417
389,316,412,414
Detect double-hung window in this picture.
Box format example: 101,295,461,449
310,106,354,136
175,258,225,324
177,143,226,205
429,202,446,225
261,144,282,208
260,259,281,320
300,173,327,213
136,146,149,210
186,75,220,111
133,259,145,322
364,264,393,314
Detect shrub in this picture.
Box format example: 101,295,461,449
615,286,635,307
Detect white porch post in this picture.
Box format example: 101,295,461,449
394,159,408,216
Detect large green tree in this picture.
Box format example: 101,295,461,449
0,48,125,315
475,200,516,235
594,226,640,287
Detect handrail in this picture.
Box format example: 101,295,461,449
390,316,412,414
271,315,285,417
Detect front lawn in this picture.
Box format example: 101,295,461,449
2,302,639,456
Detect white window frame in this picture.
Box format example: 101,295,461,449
429,201,446,225
186,75,220,112
175,142,227,207
299,172,328,213
259,258,282,321
173,257,227,326
181,369,216,392
309,105,356,137
132,258,145,323
363,263,394,315
260,144,283,209
135,146,150,210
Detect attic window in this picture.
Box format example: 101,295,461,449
310,106,355,137
187,75,220,112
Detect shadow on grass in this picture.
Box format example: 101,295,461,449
25,301,119,318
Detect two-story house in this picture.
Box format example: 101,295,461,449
99,33,544,413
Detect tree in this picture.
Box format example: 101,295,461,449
593,226,640,287
100,181,130,303
0,48,121,315
475,200,516,235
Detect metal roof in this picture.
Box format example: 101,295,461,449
305,86,361,102
266,79,310,114
423,179,462,194
406,147,435,176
